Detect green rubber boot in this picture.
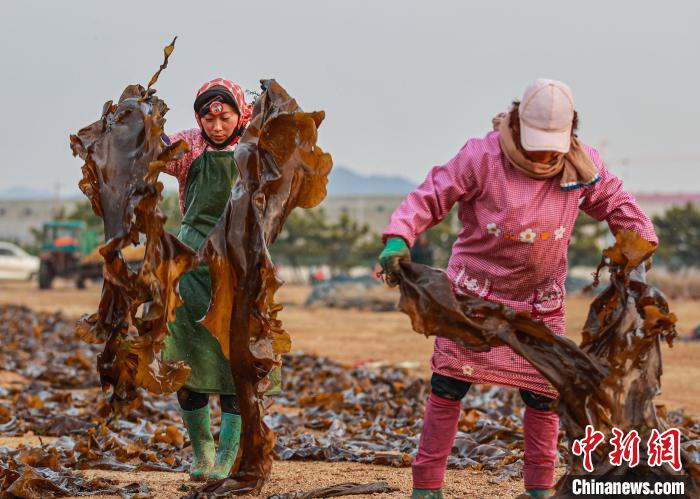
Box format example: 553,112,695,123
516,489,554,499
209,412,242,480
181,405,215,481
411,489,444,499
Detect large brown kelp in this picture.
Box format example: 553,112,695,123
393,230,699,496
195,79,332,495
69,39,197,411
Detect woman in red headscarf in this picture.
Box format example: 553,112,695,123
161,78,252,481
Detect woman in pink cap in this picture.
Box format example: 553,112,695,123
379,79,657,499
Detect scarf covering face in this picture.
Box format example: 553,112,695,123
497,113,600,191
194,78,253,148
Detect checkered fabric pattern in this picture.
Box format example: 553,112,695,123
163,129,236,214
384,130,657,396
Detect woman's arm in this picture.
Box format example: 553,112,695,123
579,148,658,244
162,129,199,182
382,140,476,247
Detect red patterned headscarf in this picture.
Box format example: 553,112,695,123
193,77,253,148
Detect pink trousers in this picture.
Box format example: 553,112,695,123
412,393,559,489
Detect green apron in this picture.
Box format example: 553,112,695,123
163,150,281,395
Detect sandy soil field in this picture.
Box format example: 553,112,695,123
1,279,699,498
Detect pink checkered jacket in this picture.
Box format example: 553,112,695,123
383,130,657,396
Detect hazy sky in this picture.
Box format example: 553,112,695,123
1,0,698,197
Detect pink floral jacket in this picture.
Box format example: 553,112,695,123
383,130,657,395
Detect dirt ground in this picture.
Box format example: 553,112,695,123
1,279,699,498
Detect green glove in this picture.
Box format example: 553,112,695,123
378,237,410,274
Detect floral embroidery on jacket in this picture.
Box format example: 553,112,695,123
454,267,491,298
487,223,501,237
519,228,537,244
533,283,564,314
486,223,568,245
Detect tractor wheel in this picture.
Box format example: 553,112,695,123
38,262,54,290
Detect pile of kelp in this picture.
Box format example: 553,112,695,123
305,276,397,311
1,301,700,496
0,303,586,497
0,305,189,497
273,353,551,481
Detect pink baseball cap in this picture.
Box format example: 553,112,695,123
518,79,574,153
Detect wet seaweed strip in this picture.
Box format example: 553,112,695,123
148,37,177,90
392,231,700,497
69,40,197,412
266,481,399,498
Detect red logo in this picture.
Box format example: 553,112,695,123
572,425,606,473
608,428,641,467
647,428,682,471
572,426,683,473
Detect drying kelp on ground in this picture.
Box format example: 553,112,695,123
0,304,190,497
392,230,699,497
0,302,547,496
3,300,700,497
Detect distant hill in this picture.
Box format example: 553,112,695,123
0,167,415,201
0,186,56,200
327,166,415,197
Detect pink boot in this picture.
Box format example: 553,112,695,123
523,406,559,489
412,393,461,489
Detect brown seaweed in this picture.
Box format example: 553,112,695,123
2,303,700,496
196,79,332,494
69,39,197,411
392,230,700,496
0,463,121,498
266,481,399,498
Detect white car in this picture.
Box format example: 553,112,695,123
0,241,40,281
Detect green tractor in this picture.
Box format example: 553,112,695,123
38,220,99,289
38,220,145,289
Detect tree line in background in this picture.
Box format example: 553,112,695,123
50,196,183,236
550,203,700,270
35,197,700,273
569,202,700,270
273,202,700,272
270,209,383,273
